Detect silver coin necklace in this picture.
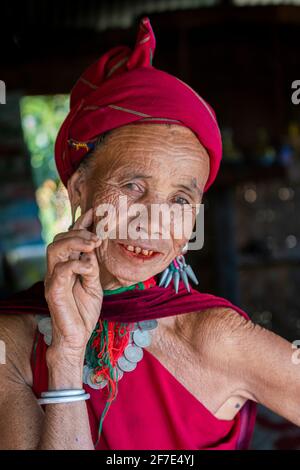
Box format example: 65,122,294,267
35,315,158,390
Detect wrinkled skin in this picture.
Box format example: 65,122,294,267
67,123,210,290
42,123,210,357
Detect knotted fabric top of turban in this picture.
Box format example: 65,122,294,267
55,16,222,193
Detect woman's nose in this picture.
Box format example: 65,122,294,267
131,201,173,241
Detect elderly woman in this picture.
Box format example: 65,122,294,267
0,17,299,451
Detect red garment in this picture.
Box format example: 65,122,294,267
0,280,256,450
54,16,222,193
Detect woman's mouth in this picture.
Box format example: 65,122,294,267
117,242,161,260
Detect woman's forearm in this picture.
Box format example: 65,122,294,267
36,351,94,450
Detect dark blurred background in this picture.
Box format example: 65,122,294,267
1,0,300,449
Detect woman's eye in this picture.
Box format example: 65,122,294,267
124,182,142,192
174,196,190,205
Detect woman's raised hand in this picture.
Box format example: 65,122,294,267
44,208,103,362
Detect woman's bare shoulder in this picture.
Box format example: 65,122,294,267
0,313,37,387
173,306,255,356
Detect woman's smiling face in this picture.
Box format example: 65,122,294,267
67,123,210,289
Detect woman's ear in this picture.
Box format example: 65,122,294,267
67,167,87,221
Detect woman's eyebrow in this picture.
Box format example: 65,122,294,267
173,181,203,198
121,173,152,180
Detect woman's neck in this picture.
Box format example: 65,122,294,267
99,264,155,293
100,269,137,291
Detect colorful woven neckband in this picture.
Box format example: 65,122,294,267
103,276,156,296
87,275,157,448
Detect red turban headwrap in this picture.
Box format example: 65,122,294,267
55,16,222,193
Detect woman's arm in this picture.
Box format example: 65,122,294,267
0,315,43,449
37,347,94,450
198,308,300,426
0,315,94,449
0,207,103,449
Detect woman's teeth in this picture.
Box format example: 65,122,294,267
124,245,154,256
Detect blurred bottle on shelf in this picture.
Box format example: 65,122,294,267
277,121,299,166
221,127,244,165
253,127,276,166
280,121,300,182
277,143,294,167
288,121,300,156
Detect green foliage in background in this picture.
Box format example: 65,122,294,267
20,95,69,186
20,95,71,244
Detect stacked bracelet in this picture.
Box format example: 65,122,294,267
37,388,90,405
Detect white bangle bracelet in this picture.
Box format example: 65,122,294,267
37,393,90,405
41,389,86,398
